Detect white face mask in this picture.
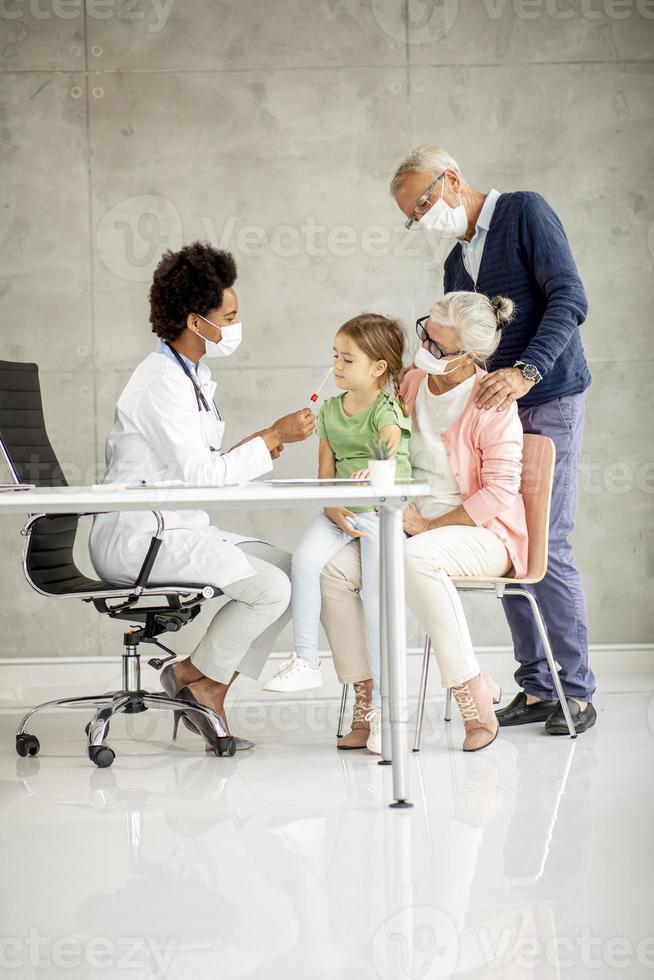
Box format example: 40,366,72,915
419,178,467,239
415,345,468,377
195,313,242,359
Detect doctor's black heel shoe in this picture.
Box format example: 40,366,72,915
175,686,254,754
160,663,178,698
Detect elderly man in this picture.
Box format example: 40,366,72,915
319,146,596,744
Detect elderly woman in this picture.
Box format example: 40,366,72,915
320,291,529,752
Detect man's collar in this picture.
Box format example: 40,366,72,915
475,188,501,232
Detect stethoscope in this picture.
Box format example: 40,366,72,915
165,342,223,451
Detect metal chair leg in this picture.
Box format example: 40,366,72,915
413,636,432,752
88,694,132,747
444,687,452,722
336,684,349,738
504,588,577,739
16,695,116,736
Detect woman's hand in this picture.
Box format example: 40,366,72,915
350,469,370,480
270,443,284,460
403,503,429,537
475,367,534,412
271,409,316,443
324,507,366,538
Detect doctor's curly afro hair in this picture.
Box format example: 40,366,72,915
149,241,238,341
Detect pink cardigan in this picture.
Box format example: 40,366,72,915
400,365,529,578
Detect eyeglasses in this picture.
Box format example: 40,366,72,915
415,316,465,359
405,173,443,230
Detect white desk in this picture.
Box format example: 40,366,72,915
0,480,431,808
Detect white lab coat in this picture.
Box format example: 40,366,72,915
89,351,273,589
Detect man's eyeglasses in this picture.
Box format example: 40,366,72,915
405,173,443,230
415,316,465,359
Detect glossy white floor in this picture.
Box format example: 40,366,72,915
1,685,653,980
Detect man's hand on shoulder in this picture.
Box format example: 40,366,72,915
475,367,535,412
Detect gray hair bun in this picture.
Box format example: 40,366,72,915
490,295,515,329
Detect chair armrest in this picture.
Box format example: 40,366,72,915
133,510,165,593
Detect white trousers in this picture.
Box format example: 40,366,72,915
319,525,511,690
125,537,292,685
404,525,511,688
189,540,292,684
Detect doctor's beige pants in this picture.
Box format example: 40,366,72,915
185,540,292,684
319,525,510,689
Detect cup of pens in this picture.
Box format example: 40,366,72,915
368,438,396,492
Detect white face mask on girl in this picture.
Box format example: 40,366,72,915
195,313,242,359
415,345,468,376
419,177,468,239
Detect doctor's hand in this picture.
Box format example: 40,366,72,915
324,507,366,538
270,444,284,460
270,408,316,444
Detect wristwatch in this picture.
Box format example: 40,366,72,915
514,361,542,384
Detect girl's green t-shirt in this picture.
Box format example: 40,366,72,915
316,391,412,511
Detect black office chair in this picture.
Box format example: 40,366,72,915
0,360,236,767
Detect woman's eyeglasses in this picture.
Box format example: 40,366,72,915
415,316,465,359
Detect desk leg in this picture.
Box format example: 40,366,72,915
380,505,413,809
379,516,392,765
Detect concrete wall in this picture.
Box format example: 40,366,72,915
1,0,653,660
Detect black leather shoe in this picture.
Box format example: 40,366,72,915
545,698,597,735
495,692,558,727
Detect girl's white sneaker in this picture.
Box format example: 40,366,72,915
262,654,323,693
365,707,382,755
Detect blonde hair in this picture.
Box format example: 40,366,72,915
337,313,408,416
390,144,461,197
428,292,515,365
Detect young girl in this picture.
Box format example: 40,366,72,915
262,313,412,754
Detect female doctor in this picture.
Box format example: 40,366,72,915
89,242,315,750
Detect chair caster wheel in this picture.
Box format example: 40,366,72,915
88,745,115,768
215,737,236,757
16,734,40,758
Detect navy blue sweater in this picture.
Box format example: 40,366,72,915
444,191,591,408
